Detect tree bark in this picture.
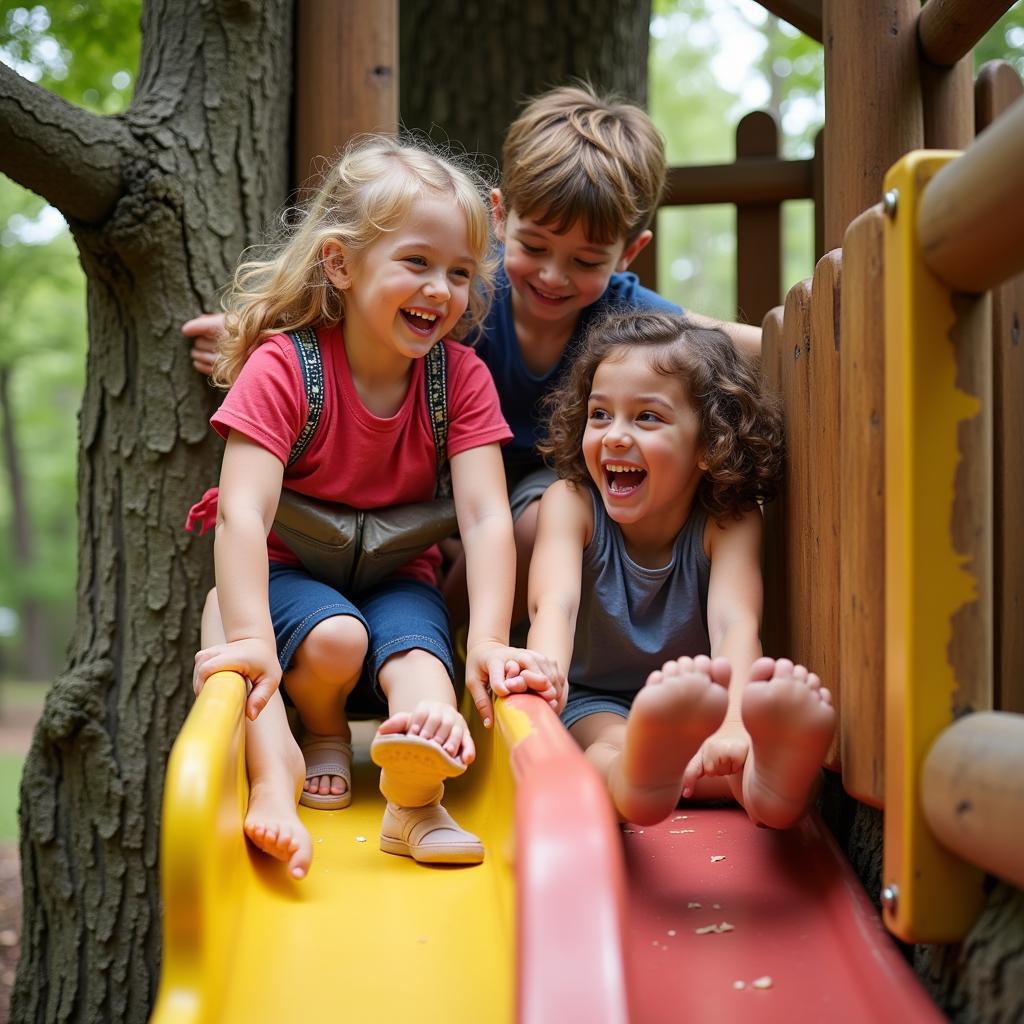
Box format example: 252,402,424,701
1,2,293,1020
399,0,652,166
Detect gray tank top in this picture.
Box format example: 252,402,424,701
570,487,711,693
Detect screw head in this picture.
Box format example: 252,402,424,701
883,189,899,217
881,884,899,911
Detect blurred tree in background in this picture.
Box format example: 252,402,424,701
0,0,140,679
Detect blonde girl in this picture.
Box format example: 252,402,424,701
522,311,834,829
189,136,559,879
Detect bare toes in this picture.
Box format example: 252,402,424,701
750,656,775,681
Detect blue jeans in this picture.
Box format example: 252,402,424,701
268,563,454,714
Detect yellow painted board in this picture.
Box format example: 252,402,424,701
882,151,987,943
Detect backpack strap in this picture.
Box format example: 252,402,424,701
285,329,451,497
286,328,324,466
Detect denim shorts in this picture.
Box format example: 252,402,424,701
268,563,454,714
559,684,636,730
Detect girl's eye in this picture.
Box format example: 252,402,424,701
638,411,662,423
588,408,611,422
520,242,544,255
405,255,427,267
576,259,603,269
450,267,472,280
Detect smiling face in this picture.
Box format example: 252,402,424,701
493,194,649,334
582,346,706,556
325,191,477,365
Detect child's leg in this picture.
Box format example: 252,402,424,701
284,615,367,800
201,589,312,879
736,658,835,829
373,648,484,864
572,656,729,826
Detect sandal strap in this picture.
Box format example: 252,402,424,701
301,739,353,782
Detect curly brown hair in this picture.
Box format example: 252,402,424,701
539,311,784,522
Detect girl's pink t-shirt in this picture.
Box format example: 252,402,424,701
191,324,512,584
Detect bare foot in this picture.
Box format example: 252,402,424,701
610,655,729,825
740,659,835,829
245,778,313,879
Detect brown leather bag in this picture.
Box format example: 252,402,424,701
272,329,456,593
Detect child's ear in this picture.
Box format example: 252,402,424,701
322,239,352,290
490,189,507,242
617,230,653,273
697,451,709,472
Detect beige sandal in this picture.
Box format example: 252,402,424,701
380,802,484,864
298,736,352,810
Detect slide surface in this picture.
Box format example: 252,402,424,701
154,674,942,1024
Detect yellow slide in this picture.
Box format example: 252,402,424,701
152,674,629,1024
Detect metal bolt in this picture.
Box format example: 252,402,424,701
880,884,899,912
883,189,899,217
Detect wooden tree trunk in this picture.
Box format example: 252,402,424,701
399,0,652,164
1,2,293,1020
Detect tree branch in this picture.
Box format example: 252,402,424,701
0,62,138,224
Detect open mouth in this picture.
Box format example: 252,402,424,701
604,463,647,495
400,307,441,336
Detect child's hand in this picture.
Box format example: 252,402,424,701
182,312,225,377
193,637,282,721
680,725,750,798
491,648,566,712
377,702,475,765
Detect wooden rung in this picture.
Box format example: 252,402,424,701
922,711,1024,889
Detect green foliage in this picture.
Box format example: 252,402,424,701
0,754,23,842
976,3,1024,77
0,2,140,676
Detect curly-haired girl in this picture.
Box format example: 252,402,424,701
522,310,835,828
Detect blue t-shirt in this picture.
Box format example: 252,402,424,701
469,260,681,475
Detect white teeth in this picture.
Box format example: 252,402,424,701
403,308,438,322
605,464,643,473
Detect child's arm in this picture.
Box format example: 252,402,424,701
524,481,591,705
685,311,762,365
193,431,284,720
449,442,521,727
680,506,766,795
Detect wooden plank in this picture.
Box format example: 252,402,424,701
779,280,814,670
976,62,1024,713
760,306,788,658
822,0,923,251
736,112,781,327
294,0,398,188
839,206,886,807
808,251,842,768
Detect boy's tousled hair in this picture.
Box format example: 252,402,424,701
212,134,497,387
540,311,784,521
501,83,666,245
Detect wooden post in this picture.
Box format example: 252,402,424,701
917,0,1015,67
976,62,1024,714
808,252,842,767
839,206,886,807
736,112,782,327
822,0,923,251
760,306,789,658
293,0,399,188
922,711,1024,890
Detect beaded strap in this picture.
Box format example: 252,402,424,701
285,330,450,496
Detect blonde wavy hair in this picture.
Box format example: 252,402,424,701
212,135,497,386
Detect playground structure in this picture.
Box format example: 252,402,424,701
153,1,1024,1020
